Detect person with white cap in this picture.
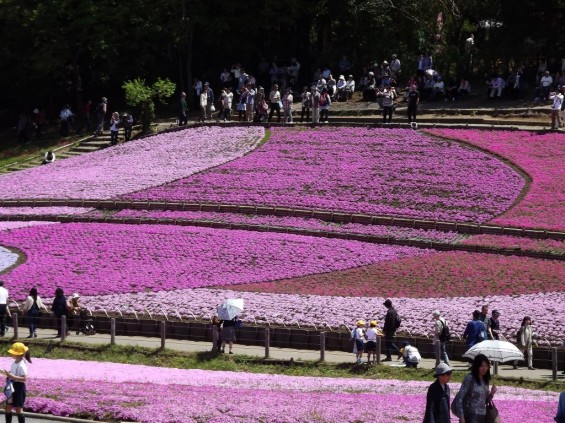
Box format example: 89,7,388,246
423,362,452,423
336,75,347,101
351,320,366,364
433,310,450,365
66,293,81,335
1,342,32,423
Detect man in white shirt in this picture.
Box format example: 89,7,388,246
390,54,401,79
0,281,9,336
551,87,564,130
401,341,421,368
540,71,554,100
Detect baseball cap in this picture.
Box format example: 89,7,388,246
435,363,452,377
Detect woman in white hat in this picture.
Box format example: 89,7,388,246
66,293,81,335
1,342,31,423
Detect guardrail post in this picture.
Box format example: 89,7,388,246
110,318,116,345
61,316,67,342
264,327,270,359
376,336,382,365
11,313,18,340
212,325,218,352
435,342,441,367
552,347,558,382
160,321,166,350
320,331,326,362
493,361,499,376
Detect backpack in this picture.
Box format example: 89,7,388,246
319,93,328,106
439,319,451,342
394,313,402,330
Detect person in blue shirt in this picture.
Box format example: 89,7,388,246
463,310,487,349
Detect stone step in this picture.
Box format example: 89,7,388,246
71,145,102,153
82,140,111,147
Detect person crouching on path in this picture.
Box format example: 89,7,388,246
365,321,382,364
1,342,31,423
351,320,366,364
423,363,452,423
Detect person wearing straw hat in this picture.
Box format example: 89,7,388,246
1,342,32,423
423,363,452,423
351,320,366,364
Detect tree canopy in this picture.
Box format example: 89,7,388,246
0,0,563,123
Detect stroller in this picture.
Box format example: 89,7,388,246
76,309,96,336
254,100,269,123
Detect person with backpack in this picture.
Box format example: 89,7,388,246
1,342,32,423
22,287,48,339
382,299,401,361
432,310,450,365
463,310,487,350
318,88,331,122
351,320,366,364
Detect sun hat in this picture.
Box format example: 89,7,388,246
370,321,377,327
368,71,374,76
356,320,365,327
71,293,80,299
8,342,28,356
339,75,345,80
432,310,441,318
435,362,452,377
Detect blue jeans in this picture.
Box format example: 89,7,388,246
435,341,450,365
28,310,39,335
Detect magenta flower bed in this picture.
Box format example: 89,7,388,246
0,358,555,423
462,234,565,254
0,127,264,200
126,127,525,223
425,129,565,231
84,288,565,344
113,209,464,243
0,222,429,299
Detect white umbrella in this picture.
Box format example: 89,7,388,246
463,340,524,363
217,298,244,320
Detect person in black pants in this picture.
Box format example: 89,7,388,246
0,281,10,337
51,288,68,337
382,299,400,361
407,84,420,123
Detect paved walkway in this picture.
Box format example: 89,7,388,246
29,329,564,382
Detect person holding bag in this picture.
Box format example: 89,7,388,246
22,288,48,339
1,342,32,423
514,316,535,370
451,354,497,423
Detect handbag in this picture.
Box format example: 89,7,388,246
210,105,216,112
485,400,500,423
4,379,14,399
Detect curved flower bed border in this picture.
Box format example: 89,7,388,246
0,200,563,241
0,214,563,261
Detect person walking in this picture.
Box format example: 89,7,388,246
407,84,420,123
551,88,564,130
365,320,382,364
486,310,501,340
204,82,214,120
351,320,366,364
220,316,239,354
221,88,233,122
479,305,489,325
179,92,188,126
244,83,256,123
282,89,294,123
109,112,120,146
382,299,401,361
22,288,48,338
432,310,450,365
319,88,331,122
199,86,209,122
94,97,107,136
452,354,497,423
1,342,31,423
51,287,68,337
311,86,321,124
300,86,311,122
555,391,565,423
515,316,535,370
0,281,10,337
122,113,133,141
423,363,452,423
463,310,487,349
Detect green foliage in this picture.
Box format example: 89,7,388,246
122,78,176,134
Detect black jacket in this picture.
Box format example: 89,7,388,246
423,380,451,423
384,307,398,334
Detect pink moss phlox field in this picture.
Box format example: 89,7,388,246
113,209,464,243
81,288,565,344
0,222,429,299
425,129,565,231
126,127,525,223
0,207,93,216
0,221,57,232
0,127,264,200
0,358,555,423
463,234,565,254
